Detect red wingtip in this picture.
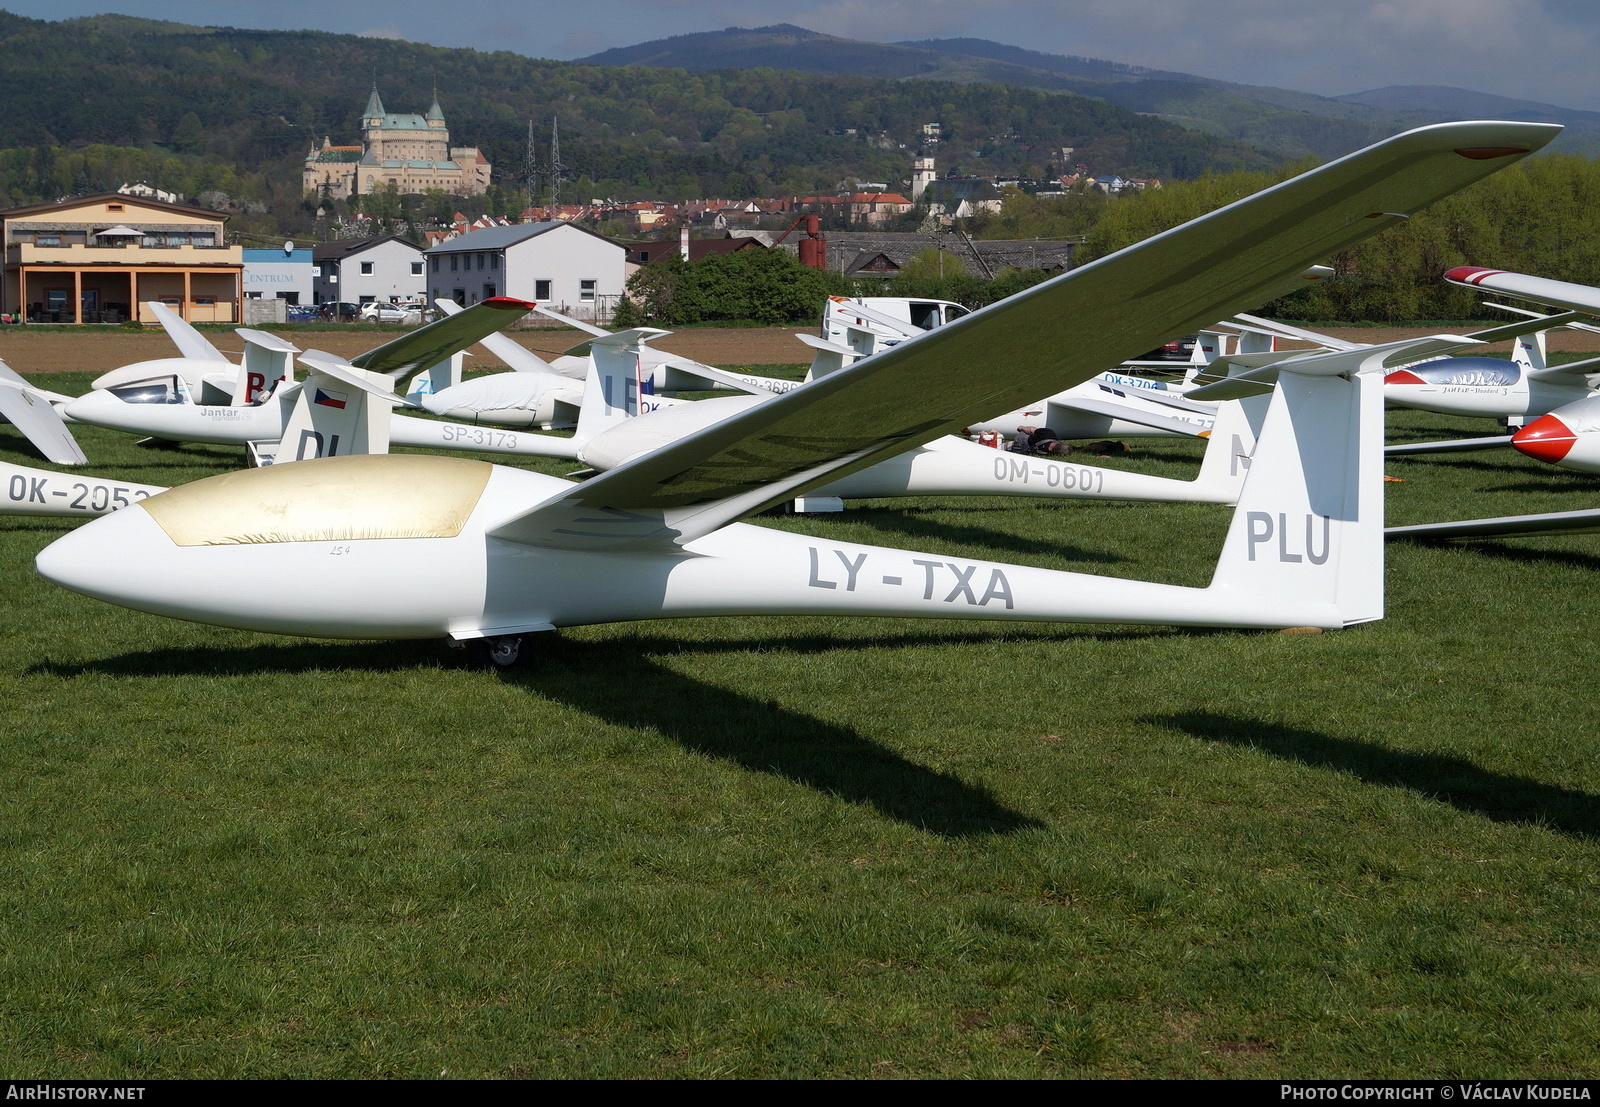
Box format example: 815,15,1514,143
1384,369,1427,385
1443,266,1502,285
1512,414,1577,464
482,296,538,310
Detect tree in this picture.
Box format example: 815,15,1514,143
171,112,205,156
897,247,962,280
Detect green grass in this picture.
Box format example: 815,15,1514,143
1,374,1598,1078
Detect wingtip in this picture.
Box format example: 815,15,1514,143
1444,266,1503,285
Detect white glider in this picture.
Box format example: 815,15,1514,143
64,297,594,462
36,122,1559,656
0,460,165,519
567,329,1268,507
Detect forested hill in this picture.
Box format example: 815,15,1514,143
0,9,1278,211
581,25,1600,160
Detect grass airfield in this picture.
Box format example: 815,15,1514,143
1,370,1598,1078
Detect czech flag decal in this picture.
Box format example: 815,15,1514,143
314,387,348,410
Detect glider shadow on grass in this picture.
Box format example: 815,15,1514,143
501,636,1046,839
1393,538,1600,573
33,634,1048,839
1148,711,1600,840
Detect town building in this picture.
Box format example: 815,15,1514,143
303,88,491,201
1,192,242,324
791,192,914,227
312,237,426,305
825,231,1080,279
424,222,625,321
243,246,314,306
623,233,766,277
921,178,1005,218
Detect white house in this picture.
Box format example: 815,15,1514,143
423,221,625,321
242,247,314,306
312,236,426,305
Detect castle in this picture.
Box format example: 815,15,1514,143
303,88,491,200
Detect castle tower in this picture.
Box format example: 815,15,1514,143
362,86,386,129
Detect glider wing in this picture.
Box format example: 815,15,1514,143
489,121,1560,551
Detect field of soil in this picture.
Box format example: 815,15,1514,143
2,322,1596,378
0,324,817,376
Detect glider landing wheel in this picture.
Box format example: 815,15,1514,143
467,634,527,671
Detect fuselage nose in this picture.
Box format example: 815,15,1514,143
35,500,167,604
1511,414,1577,464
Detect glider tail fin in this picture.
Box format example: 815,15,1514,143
1207,354,1386,626
1192,392,1271,502
573,331,650,444
279,364,395,462
233,329,299,406
404,352,467,405
1513,329,1548,373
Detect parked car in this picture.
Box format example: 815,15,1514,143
317,301,363,320
359,301,424,324
1132,334,1197,362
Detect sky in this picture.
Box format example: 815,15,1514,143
7,0,1600,112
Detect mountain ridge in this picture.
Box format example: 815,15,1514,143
580,25,1600,158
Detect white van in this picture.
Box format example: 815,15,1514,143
820,296,971,349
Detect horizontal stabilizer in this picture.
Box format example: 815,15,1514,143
1465,312,1590,344
828,297,920,339
233,328,298,353
1229,313,1361,352
1051,395,1207,437
647,354,780,395
796,333,857,357
1187,349,1308,388
299,353,398,401
1529,354,1600,381
1188,335,1485,401
1484,303,1600,339
561,328,672,359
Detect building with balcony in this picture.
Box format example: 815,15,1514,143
1,193,242,324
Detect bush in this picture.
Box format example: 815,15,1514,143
624,248,854,325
